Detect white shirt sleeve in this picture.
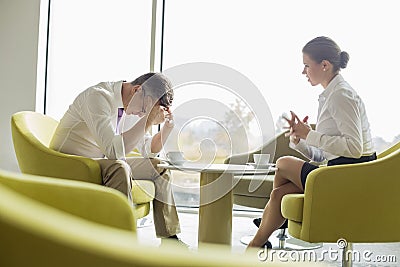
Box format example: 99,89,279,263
121,115,158,158
306,89,363,158
138,134,158,158
290,139,326,162
81,92,125,160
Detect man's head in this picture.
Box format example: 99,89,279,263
124,72,173,116
131,72,173,108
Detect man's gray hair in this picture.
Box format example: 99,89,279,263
131,72,173,107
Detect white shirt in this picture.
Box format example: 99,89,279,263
50,81,155,160
291,74,374,162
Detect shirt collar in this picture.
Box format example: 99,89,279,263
319,74,345,100
112,80,124,108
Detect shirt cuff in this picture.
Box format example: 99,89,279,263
293,139,308,151
142,136,158,158
111,134,126,160
305,130,322,148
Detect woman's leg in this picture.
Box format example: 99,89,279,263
273,156,306,190
247,156,305,248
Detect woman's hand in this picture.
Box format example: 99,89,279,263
284,111,310,143
290,134,301,145
290,111,311,140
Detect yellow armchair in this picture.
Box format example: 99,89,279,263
281,142,400,254
11,111,154,219
0,170,325,267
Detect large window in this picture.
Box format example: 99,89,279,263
162,0,399,206
45,0,152,120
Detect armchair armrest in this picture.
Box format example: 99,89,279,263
30,148,102,184
0,170,136,232
281,194,304,222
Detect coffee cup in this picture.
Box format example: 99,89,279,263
166,151,186,165
253,154,270,165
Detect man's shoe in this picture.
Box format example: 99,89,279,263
163,235,189,248
168,234,179,239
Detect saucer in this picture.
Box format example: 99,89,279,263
161,159,186,166
246,163,275,169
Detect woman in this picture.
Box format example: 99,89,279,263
247,36,376,249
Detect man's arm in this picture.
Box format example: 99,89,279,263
151,115,174,153
122,105,168,155
81,92,125,160
122,116,151,154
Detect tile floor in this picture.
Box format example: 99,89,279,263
136,208,400,266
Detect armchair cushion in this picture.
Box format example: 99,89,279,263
132,180,155,204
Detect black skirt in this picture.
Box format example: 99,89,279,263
300,153,377,189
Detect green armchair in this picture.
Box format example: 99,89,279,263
11,111,154,219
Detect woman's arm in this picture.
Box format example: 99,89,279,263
306,90,363,158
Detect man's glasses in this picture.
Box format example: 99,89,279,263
141,89,146,113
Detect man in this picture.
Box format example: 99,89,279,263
50,72,181,240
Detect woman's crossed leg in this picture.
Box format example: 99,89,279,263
247,156,305,248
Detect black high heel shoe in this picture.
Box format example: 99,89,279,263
253,217,288,229
253,218,289,248
263,240,272,249
253,218,272,248
253,217,262,228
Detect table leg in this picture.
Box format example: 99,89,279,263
198,172,233,245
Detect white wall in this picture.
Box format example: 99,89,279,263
0,0,41,171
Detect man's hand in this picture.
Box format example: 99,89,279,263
147,105,166,126
163,107,174,128
150,107,174,153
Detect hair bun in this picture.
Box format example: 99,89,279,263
340,51,350,69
